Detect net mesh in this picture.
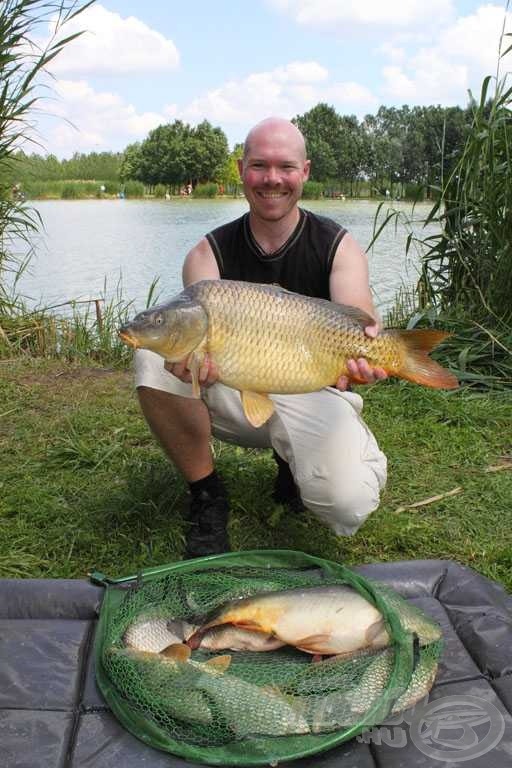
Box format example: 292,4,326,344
96,556,443,764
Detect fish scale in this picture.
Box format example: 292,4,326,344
197,281,376,392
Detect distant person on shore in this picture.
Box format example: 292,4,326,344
134,117,388,558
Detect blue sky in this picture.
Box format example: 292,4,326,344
33,0,511,157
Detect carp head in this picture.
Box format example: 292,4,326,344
119,293,208,361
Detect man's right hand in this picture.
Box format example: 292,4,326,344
164,354,219,388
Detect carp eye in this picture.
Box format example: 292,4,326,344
154,313,164,325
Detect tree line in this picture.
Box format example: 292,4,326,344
10,101,479,198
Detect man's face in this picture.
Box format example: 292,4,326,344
238,128,310,223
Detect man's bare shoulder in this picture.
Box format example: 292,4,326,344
183,237,220,286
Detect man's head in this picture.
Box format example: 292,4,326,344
239,117,310,224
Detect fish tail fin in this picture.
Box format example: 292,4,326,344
393,329,458,389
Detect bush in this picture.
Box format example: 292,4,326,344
192,182,217,198
123,181,145,198
61,183,81,199
301,181,324,199
404,183,425,202
103,180,119,195
153,184,167,198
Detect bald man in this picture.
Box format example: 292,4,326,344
135,117,387,558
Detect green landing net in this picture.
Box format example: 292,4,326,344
94,550,443,766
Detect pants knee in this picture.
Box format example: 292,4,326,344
298,467,385,536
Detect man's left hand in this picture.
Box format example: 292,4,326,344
335,320,388,390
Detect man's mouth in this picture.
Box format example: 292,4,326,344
259,191,287,199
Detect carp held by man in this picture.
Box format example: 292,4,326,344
119,279,458,427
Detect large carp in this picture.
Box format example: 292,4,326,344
119,279,458,427
186,584,442,656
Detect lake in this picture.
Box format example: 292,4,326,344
17,198,430,315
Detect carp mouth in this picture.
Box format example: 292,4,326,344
118,329,139,349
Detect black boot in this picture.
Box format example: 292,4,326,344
272,450,303,512
184,481,230,559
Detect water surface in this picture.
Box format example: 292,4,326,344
18,198,429,314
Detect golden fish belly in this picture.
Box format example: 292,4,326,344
190,281,398,393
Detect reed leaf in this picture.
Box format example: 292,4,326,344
376,57,512,389
0,1,91,314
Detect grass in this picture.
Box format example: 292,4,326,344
1,356,511,588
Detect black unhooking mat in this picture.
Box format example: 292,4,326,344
1,557,512,768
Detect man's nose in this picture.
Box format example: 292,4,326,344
263,166,279,184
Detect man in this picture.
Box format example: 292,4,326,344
135,117,388,558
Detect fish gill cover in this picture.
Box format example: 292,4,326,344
94,550,443,765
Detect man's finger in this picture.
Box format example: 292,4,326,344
364,322,380,338
204,360,219,387
374,367,388,380
336,375,350,391
198,355,210,383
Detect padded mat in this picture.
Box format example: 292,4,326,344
1,559,511,768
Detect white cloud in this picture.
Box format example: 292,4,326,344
378,43,407,64
43,4,180,76
269,0,454,29
380,4,511,104
177,61,377,128
438,4,511,71
38,79,166,156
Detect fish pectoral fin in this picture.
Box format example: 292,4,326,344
161,643,192,662
204,654,232,672
230,619,267,632
241,391,275,427
293,633,334,653
187,351,206,398
365,618,389,647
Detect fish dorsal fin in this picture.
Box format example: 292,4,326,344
241,391,275,427
205,654,232,672
334,303,375,329
161,643,192,662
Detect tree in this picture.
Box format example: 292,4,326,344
293,104,344,181
185,121,229,186
119,143,143,182
219,144,243,195
131,120,229,189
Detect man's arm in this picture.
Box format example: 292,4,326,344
329,232,387,388
168,238,221,385
182,237,221,286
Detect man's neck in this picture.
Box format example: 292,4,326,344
248,208,301,255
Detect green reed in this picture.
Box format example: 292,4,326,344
372,58,512,389
0,1,93,315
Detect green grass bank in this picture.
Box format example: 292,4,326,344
2,357,510,587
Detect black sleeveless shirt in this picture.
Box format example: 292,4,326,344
205,208,346,299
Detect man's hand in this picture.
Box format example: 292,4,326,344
165,354,219,388
335,320,388,390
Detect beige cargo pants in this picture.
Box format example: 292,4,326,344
135,349,387,536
